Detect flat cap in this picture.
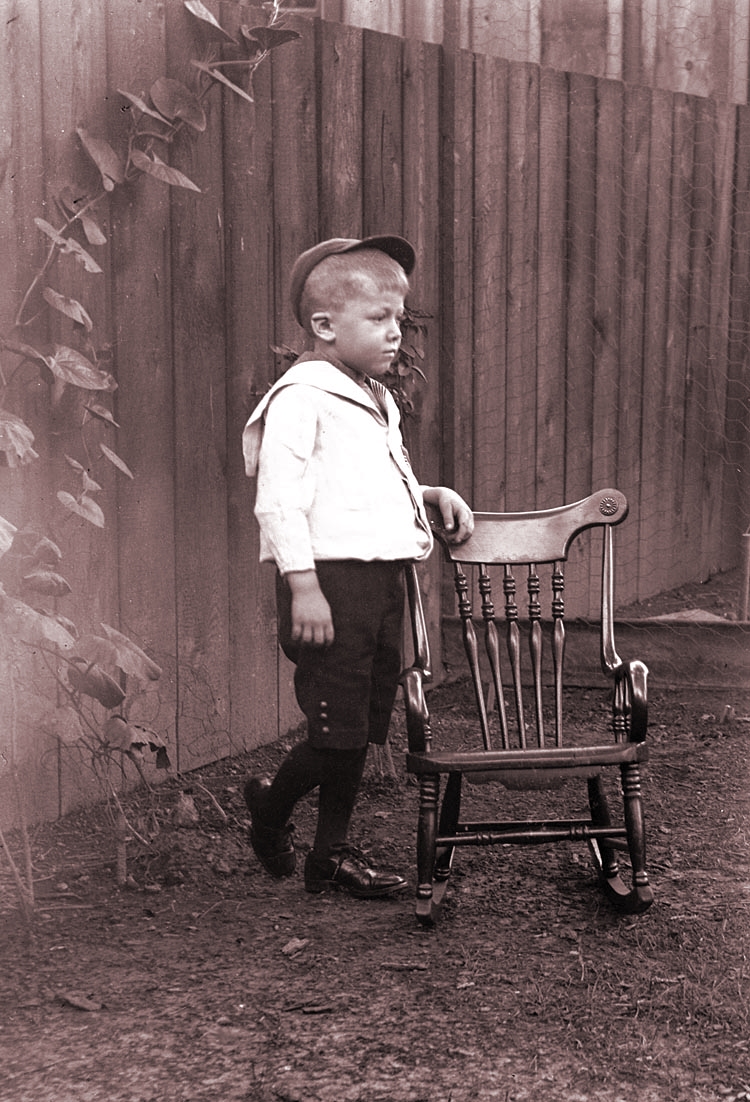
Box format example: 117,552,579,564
289,234,415,325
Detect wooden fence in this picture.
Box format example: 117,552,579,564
1,3,749,824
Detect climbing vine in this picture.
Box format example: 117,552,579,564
0,0,301,920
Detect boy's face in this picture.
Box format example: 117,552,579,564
313,285,405,379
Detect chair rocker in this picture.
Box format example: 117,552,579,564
401,489,654,926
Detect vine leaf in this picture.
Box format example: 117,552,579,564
76,127,126,191
85,402,119,428
0,588,76,650
241,25,301,51
0,514,16,555
150,77,206,132
94,622,162,681
0,410,39,467
21,568,72,597
190,59,254,105
184,0,237,42
117,88,171,126
57,491,106,528
130,148,201,192
35,219,103,274
100,443,134,479
67,657,125,707
1,339,48,367
47,345,117,396
43,287,94,332
78,212,108,247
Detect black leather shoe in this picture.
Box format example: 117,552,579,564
244,776,296,878
304,846,407,899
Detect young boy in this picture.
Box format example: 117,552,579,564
242,235,473,899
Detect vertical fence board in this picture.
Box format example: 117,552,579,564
362,29,404,234
639,89,673,600
682,97,715,582
271,18,319,736
564,74,597,613
504,64,539,513
703,102,735,576
106,0,177,773
40,0,120,816
663,95,695,589
726,105,750,547
535,68,568,513
166,6,230,772
439,48,475,500
0,0,60,829
319,21,364,238
472,53,508,512
616,84,651,607
403,37,443,669
223,35,279,751
589,78,623,606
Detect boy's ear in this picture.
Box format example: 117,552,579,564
310,311,335,342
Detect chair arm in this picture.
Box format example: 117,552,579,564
400,665,431,754
611,658,648,742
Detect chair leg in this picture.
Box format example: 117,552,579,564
621,762,654,912
588,771,654,914
434,772,462,882
415,774,440,925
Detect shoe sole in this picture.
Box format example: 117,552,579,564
304,878,408,899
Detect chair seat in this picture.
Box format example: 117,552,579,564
406,740,648,775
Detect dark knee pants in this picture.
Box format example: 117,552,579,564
276,561,405,750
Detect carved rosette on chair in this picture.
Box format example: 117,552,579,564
401,489,654,927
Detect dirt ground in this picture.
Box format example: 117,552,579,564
2,656,750,1102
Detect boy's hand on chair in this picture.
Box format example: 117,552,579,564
287,570,335,645
423,486,474,544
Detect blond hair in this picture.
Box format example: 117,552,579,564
299,248,409,334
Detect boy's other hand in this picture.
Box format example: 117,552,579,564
423,486,474,544
286,570,335,645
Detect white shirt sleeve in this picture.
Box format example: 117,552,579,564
254,387,318,574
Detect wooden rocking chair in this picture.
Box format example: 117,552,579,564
401,489,654,926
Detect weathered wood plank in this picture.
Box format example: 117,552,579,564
223,21,279,752
0,0,60,829
362,28,403,234
682,96,715,583
166,2,231,772
270,17,319,736
638,90,673,601
403,36,444,673
726,105,750,546
563,74,597,615
663,94,695,591
616,84,651,608
535,68,568,514
105,0,177,777
439,47,474,502
702,102,735,576
39,0,121,816
472,53,508,513
504,62,539,513
319,20,363,238
589,77,623,607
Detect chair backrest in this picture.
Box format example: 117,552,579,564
429,489,629,753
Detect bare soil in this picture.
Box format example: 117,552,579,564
2,674,750,1102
